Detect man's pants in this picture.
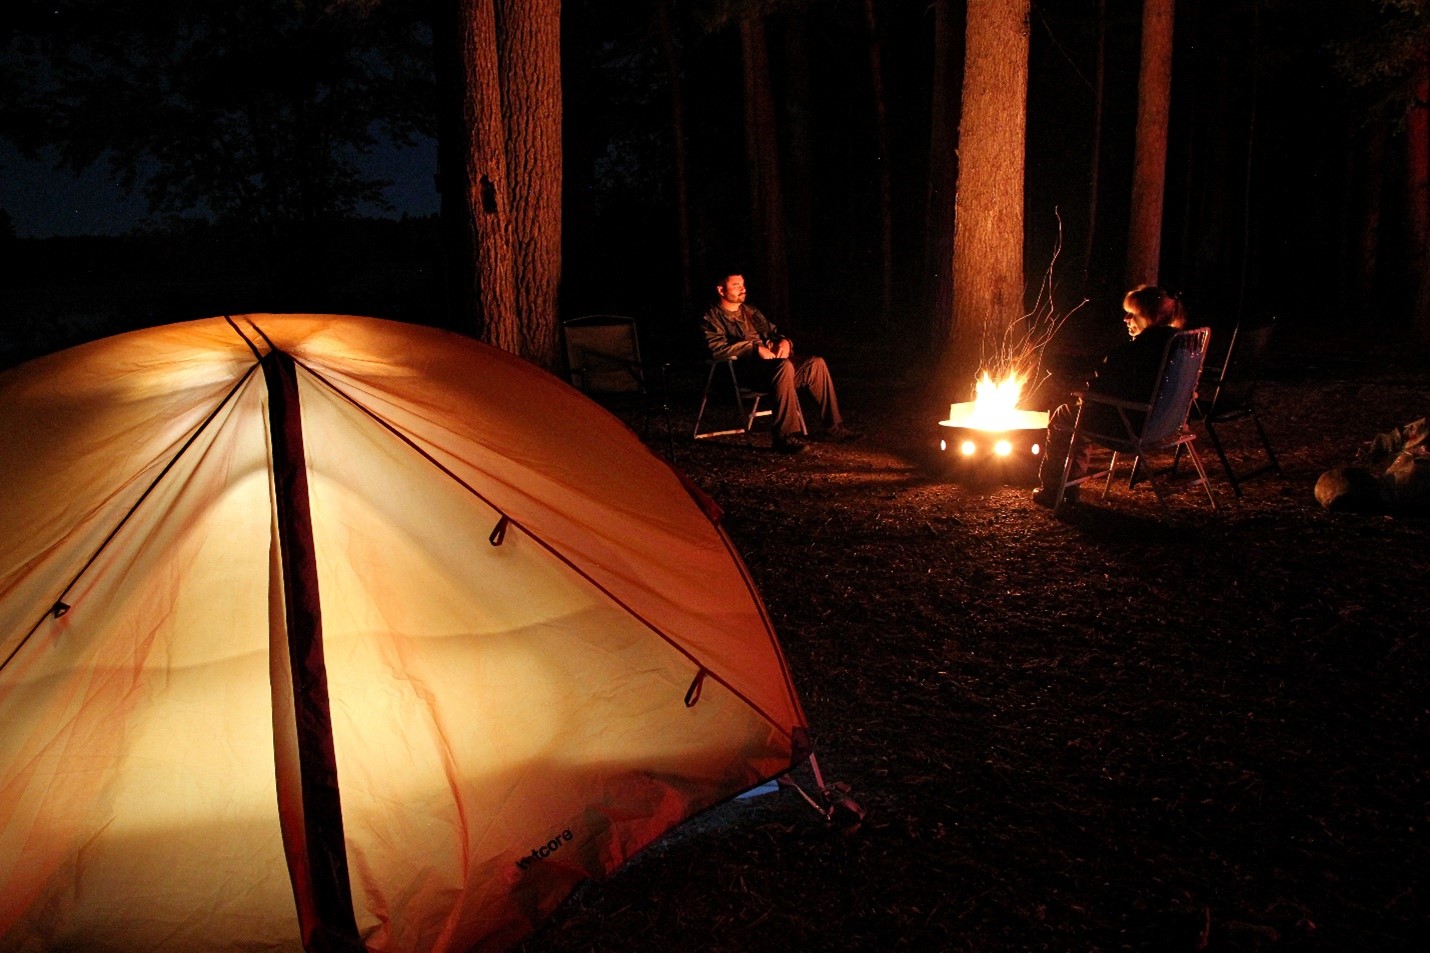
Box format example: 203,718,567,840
742,356,842,436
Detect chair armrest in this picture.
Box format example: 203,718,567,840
1077,390,1152,413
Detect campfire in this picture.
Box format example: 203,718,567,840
938,371,1049,471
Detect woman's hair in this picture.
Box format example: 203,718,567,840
1123,284,1182,327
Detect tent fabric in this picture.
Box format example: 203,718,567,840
0,315,807,953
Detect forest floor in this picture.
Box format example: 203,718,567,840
512,326,1428,953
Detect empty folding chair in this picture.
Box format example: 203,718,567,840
1188,317,1283,496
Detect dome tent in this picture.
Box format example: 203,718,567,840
0,315,808,952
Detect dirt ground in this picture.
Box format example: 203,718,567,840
513,328,1428,953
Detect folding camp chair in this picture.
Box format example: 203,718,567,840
691,358,806,441
1054,327,1217,516
1183,317,1283,496
562,315,671,451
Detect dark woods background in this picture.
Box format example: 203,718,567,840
2,0,1423,369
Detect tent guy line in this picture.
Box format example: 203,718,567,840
0,363,260,677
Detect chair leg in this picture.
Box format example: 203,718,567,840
1181,439,1218,511
728,361,758,443
1103,452,1119,498
742,393,763,440
1146,461,1172,514
694,362,766,441
1127,455,1147,489
1202,418,1240,496
692,362,714,439
1052,410,1085,514
1251,411,1283,475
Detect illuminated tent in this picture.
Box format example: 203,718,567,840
0,315,807,953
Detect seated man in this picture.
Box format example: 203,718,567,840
1032,284,1180,507
700,272,853,454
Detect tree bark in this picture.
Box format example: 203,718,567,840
783,14,815,310
739,15,790,324
497,0,562,369
946,0,1029,399
657,0,694,319
1235,3,1259,323
863,0,894,325
458,0,518,351
1408,53,1430,342
1125,0,1175,288
1083,0,1107,289
1355,117,1387,316
925,0,960,349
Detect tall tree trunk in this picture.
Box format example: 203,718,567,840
925,0,959,349
1357,118,1387,317
657,0,693,319
739,15,790,324
863,0,894,326
1175,0,1199,297
1125,0,1175,288
1083,0,1107,290
946,0,1029,399
458,0,518,351
783,14,815,312
1408,53,1430,343
497,0,562,370
1235,2,1259,323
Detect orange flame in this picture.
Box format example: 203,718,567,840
941,370,1049,432
969,371,1026,428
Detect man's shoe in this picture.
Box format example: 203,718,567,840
772,433,806,454
824,424,863,442
1031,486,1078,508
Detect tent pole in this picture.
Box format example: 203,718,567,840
262,350,365,953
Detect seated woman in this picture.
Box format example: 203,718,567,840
1032,285,1180,508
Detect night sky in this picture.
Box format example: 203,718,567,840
0,138,441,238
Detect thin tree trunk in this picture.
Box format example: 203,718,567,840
657,0,693,319
496,0,562,369
1176,0,1199,297
783,14,815,311
926,0,959,349
1408,54,1430,342
1082,0,1106,288
863,0,894,325
947,0,1029,398
1235,2,1258,322
459,0,518,351
740,15,789,324
1125,0,1175,288
1357,119,1387,317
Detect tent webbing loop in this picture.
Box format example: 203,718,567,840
489,515,510,546
684,668,708,708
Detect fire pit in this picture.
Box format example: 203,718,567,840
936,373,1049,479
